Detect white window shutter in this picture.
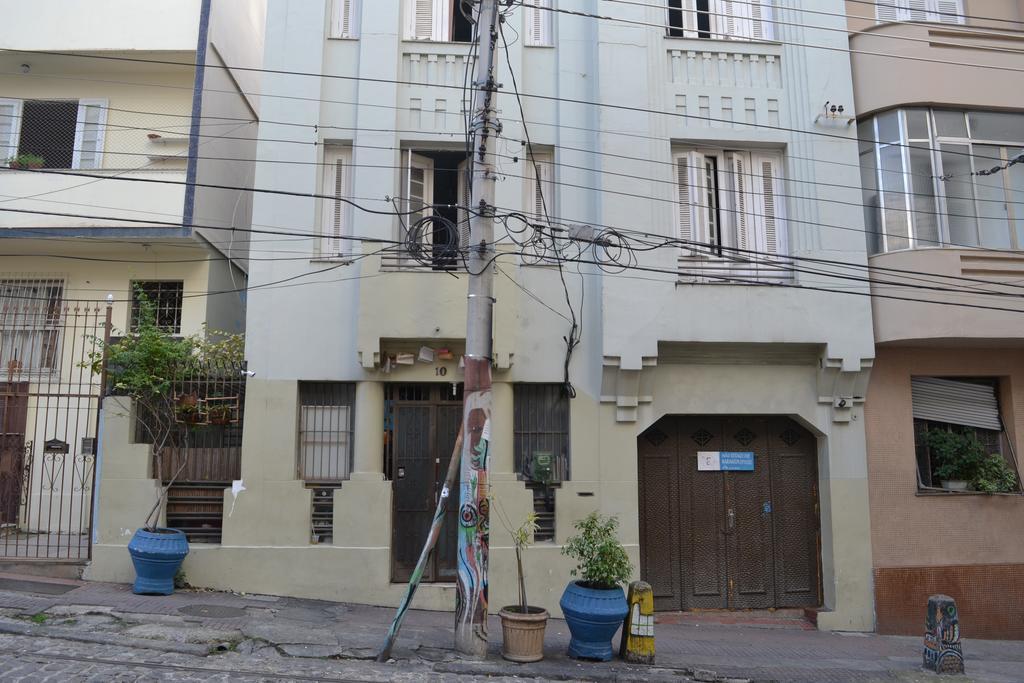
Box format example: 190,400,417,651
406,151,434,244
531,154,554,224
433,0,450,40
749,0,772,40
676,151,707,255
670,0,699,38
525,0,552,46
0,99,21,163
933,0,963,23
406,0,434,39
73,99,107,170
750,154,786,257
876,0,901,22
905,0,929,20
332,0,359,38
721,1,753,40
321,150,348,258
726,152,752,253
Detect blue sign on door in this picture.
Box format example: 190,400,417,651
719,451,755,471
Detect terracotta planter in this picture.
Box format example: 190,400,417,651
499,606,548,662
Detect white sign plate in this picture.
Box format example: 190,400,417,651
697,451,721,471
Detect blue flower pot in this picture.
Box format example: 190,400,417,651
127,528,189,595
559,581,628,661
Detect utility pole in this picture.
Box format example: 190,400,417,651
455,0,501,659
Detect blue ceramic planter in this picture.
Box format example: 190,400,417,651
559,581,628,661
127,528,189,595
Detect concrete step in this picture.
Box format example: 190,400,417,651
0,561,86,581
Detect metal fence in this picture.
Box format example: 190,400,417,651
0,289,108,561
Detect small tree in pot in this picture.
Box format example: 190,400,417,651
926,429,985,491
497,511,549,662
559,512,633,661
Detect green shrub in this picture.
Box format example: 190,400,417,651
561,512,633,590
926,429,985,482
972,454,1018,493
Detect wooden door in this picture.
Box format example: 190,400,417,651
0,383,29,525
390,384,462,583
638,415,820,611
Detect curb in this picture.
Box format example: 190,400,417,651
0,620,213,656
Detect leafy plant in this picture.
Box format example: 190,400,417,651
83,291,244,531
561,512,633,590
972,454,1018,493
926,429,986,482
7,153,45,169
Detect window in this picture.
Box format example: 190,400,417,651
523,0,553,46
667,0,775,41
404,0,474,42
298,382,355,483
399,149,470,269
675,149,788,275
0,98,107,170
876,0,964,24
911,377,1021,492
320,146,352,259
859,108,1024,253
514,383,570,542
0,279,63,374
330,0,360,38
130,281,184,334
528,151,555,226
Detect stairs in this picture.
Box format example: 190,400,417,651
165,484,227,543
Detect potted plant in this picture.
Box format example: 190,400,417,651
84,293,244,595
559,512,633,661
206,399,236,426
972,453,1018,493
497,511,548,662
7,153,45,169
926,429,985,491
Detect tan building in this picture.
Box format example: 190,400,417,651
0,0,263,562
847,0,1024,638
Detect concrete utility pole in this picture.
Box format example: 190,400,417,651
455,0,501,658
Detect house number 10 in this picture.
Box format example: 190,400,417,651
435,367,447,376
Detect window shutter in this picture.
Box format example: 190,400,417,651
876,0,901,22
405,151,435,245
911,378,1002,431
905,0,929,20
749,0,772,40
321,151,347,258
750,154,786,257
524,0,552,46
0,99,21,163
726,152,751,252
406,0,434,39
73,99,107,170
721,0,752,40
676,151,707,255
933,0,963,23
531,154,554,224
332,0,359,38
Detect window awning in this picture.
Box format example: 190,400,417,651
911,377,1002,431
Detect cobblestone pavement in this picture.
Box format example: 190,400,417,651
2,575,1023,682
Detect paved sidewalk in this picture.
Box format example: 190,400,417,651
1,574,1022,682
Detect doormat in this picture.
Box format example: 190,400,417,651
0,578,80,596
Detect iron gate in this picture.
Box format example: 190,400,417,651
0,290,108,561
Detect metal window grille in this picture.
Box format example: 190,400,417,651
514,383,570,482
17,100,79,169
130,281,184,334
298,382,355,484
0,279,64,374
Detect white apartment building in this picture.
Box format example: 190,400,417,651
91,0,876,631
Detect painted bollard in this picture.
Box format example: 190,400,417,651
619,581,655,664
923,594,964,674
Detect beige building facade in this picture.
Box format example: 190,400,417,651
848,0,1024,639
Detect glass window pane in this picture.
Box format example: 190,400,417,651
974,145,1011,248
908,144,939,247
877,111,900,144
859,149,883,254
934,110,968,138
905,109,930,140
858,120,875,155
879,145,910,251
968,112,1023,143
1009,149,1024,249
940,144,978,247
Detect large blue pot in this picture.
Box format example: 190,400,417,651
559,581,629,661
127,528,189,595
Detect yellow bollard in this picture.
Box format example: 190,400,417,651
619,580,655,664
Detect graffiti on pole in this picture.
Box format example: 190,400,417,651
455,384,490,655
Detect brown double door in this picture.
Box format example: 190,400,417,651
389,384,463,583
0,383,29,526
639,416,821,611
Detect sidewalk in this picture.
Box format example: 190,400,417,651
1,573,1022,682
